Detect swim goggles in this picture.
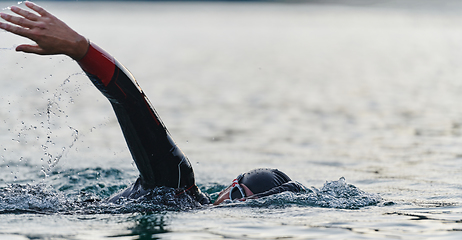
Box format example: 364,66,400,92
229,174,245,200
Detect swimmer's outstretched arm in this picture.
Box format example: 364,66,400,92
1,2,209,204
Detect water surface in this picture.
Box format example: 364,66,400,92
1,1,462,239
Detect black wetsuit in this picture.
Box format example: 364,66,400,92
77,42,209,204
77,43,303,205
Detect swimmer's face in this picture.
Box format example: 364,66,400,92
213,183,254,205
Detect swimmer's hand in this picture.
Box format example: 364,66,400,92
0,1,88,60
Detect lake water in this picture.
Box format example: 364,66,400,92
1,0,462,239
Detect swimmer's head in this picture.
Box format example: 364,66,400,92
213,168,291,205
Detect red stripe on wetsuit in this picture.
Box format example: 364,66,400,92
77,42,160,126
77,42,116,87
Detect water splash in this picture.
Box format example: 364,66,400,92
310,177,382,209
0,184,72,214
0,175,381,214
38,74,82,176
0,183,201,214
44,126,78,171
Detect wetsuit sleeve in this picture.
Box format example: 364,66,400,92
77,42,196,191
249,181,306,199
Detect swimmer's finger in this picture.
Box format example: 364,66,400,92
25,1,50,17
10,5,40,22
0,12,37,29
0,21,33,39
16,44,46,55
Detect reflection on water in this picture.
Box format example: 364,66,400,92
110,214,169,240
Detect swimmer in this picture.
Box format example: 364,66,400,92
0,2,305,205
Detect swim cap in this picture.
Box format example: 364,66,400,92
230,168,291,200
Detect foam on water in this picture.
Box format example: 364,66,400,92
0,184,71,214
0,184,201,214
0,176,381,214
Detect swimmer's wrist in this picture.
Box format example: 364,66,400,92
68,34,90,61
